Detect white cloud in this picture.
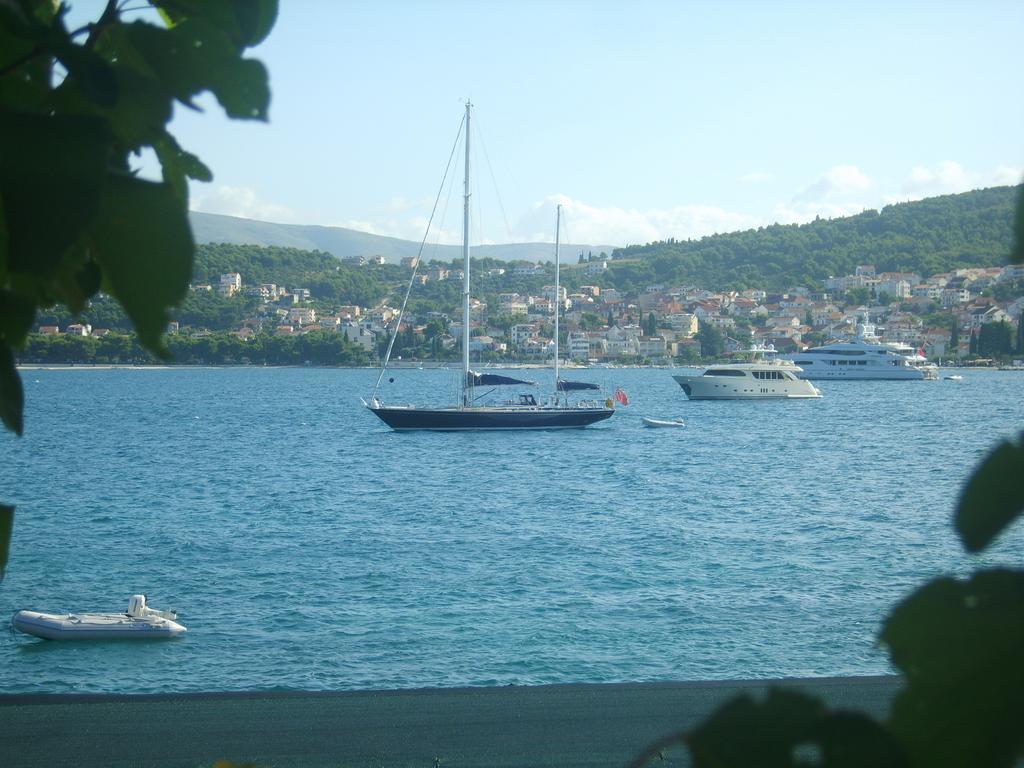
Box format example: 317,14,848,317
902,161,974,198
992,165,1023,186
385,196,434,214
335,216,463,247
794,165,871,202
513,195,761,246
191,186,297,223
330,195,760,247
889,162,1021,203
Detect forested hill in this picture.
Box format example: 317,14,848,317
608,185,1020,292
193,243,396,307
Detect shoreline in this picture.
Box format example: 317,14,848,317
16,362,1005,371
0,675,901,767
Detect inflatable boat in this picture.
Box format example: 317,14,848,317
641,416,685,428
11,595,186,640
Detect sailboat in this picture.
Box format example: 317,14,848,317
365,102,615,431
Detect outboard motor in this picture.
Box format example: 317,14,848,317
127,594,177,620
127,594,148,617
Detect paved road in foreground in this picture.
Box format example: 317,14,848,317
0,676,901,768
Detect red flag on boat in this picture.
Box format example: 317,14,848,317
614,387,629,406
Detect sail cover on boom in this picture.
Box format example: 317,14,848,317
556,378,600,392
467,371,536,387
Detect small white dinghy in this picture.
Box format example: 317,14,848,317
11,594,186,640
642,416,685,428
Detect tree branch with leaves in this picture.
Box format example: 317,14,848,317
0,0,278,577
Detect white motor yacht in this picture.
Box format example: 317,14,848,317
672,346,821,400
792,317,936,380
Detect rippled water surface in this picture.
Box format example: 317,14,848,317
1,366,1022,693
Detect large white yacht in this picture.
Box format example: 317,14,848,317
792,317,936,381
672,347,821,400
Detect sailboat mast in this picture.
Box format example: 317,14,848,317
461,101,472,407
553,203,561,399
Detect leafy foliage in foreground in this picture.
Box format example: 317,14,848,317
610,186,1020,293
0,0,276,435
0,0,277,575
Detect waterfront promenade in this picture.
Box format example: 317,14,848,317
0,676,900,767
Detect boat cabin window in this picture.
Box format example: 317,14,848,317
519,394,537,406
704,369,746,376
794,360,813,365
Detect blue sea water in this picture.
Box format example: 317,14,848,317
1,366,1022,694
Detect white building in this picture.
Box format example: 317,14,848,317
511,323,539,347
341,323,375,351
637,336,667,359
566,332,590,360
288,307,317,325
666,313,698,335
218,273,242,296
542,285,568,304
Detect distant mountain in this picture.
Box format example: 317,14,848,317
188,211,615,264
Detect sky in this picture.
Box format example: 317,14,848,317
73,1,1024,247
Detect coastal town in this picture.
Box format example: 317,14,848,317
32,256,1024,364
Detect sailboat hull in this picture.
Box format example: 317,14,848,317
368,405,613,431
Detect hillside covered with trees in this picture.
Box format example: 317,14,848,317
28,186,1021,353
606,185,1020,293
193,244,397,308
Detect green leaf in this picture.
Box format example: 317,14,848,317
117,21,202,110
0,340,23,434
0,504,12,580
881,570,1024,768
0,110,110,275
954,433,1024,553
671,688,907,768
53,39,119,109
0,192,7,283
153,130,212,203
0,3,36,68
121,19,270,120
90,174,193,356
101,66,173,151
50,246,100,314
0,288,35,346
75,259,102,301
152,0,278,48
228,0,278,47
0,3,55,112
813,713,907,768
207,55,270,120
686,689,824,767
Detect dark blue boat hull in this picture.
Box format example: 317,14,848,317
368,405,614,431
